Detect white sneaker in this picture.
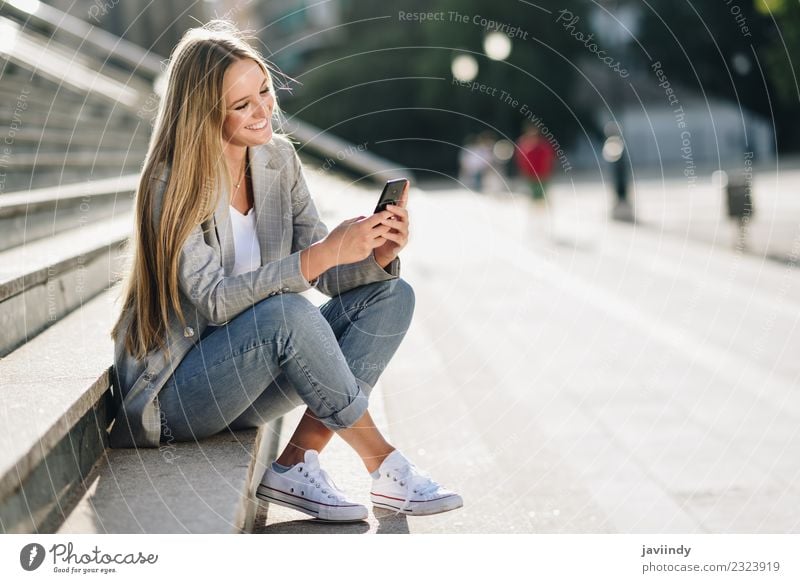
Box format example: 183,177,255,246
256,450,368,522
370,449,463,516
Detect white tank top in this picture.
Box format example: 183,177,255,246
229,205,262,276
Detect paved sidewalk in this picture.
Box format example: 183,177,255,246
252,162,800,533
488,166,800,264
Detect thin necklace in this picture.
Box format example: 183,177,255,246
233,155,249,192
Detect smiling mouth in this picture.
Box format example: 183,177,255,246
245,119,268,130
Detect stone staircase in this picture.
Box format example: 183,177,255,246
0,3,279,534
0,0,410,534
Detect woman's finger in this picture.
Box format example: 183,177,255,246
369,223,393,238
370,236,388,249
383,204,408,220
364,211,393,228
379,215,408,232
376,229,406,245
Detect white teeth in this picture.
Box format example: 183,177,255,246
246,120,267,130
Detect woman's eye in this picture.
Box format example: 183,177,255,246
235,89,269,111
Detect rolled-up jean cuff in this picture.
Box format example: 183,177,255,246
317,379,371,430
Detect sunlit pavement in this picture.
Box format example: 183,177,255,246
254,163,800,533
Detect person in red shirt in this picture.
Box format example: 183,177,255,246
515,123,556,204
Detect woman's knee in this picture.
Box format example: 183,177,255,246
382,278,415,327
252,292,346,365
392,277,415,312
251,292,319,332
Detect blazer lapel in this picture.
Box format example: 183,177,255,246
251,143,283,263
213,171,235,274
213,142,283,274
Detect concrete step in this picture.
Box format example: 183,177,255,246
1,151,146,192
1,167,143,193
0,174,138,251
0,212,132,356
2,151,145,169
0,105,142,130
0,274,281,535
4,128,150,150
0,289,116,533
57,425,276,534
0,7,282,534
0,281,278,534
0,86,115,113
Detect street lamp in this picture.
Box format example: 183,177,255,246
451,54,478,82
482,32,513,181
483,31,511,61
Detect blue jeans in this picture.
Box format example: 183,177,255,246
157,278,415,443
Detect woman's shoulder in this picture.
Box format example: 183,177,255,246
267,132,297,150
259,132,300,163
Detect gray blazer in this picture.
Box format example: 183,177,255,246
109,134,400,448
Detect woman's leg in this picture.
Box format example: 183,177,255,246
277,408,394,473
237,278,415,472
233,280,460,516
158,292,377,443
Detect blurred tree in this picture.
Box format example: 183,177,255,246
279,0,593,175
624,0,800,151
759,0,800,147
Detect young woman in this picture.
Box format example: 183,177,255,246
108,20,462,522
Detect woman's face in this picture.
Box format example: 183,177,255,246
221,58,274,147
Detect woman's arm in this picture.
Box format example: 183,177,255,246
299,240,334,286
176,221,315,325
149,165,314,326
288,148,401,296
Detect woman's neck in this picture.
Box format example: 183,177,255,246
224,144,253,213
223,144,248,179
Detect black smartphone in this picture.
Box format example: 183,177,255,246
374,178,408,213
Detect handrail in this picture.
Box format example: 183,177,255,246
0,17,146,108
1,0,163,77
285,119,411,184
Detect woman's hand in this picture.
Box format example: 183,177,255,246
373,181,410,268
321,212,394,267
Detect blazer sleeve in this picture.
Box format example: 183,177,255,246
288,145,401,297
171,190,314,327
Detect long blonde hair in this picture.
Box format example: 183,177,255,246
111,20,283,360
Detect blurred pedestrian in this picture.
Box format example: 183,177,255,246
603,121,635,222
515,122,555,204
459,132,494,192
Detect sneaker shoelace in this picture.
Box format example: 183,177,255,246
389,461,442,514
296,464,349,502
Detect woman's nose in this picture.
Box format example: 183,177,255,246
255,93,273,117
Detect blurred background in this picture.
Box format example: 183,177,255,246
1,0,800,535
5,0,800,177
3,0,800,255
